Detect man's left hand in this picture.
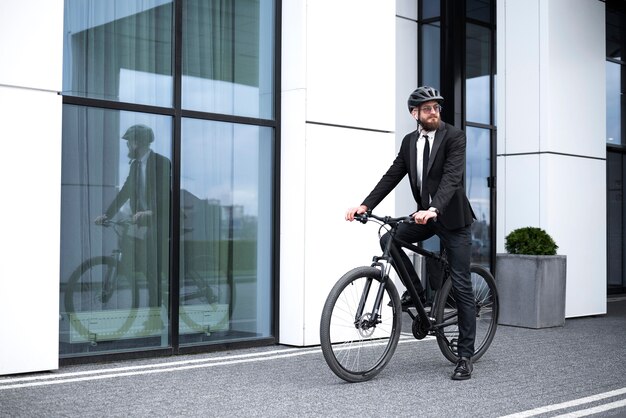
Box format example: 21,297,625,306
413,210,437,225
132,210,153,225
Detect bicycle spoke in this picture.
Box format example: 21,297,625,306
320,267,401,382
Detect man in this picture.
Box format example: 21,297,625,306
96,124,171,312
345,86,476,380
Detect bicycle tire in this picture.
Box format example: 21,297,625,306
64,256,139,341
179,255,233,334
320,266,402,383
434,264,498,363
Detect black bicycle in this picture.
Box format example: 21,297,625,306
320,212,498,382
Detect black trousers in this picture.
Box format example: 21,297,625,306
380,221,476,358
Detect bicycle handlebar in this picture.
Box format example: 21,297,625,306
354,212,414,225
100,218,134,227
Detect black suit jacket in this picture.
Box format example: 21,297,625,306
362,121,475,230
106,151,171,244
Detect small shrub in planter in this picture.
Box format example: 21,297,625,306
497,226,565,328
505,227,558,256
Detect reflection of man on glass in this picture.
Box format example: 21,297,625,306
95,124,171,311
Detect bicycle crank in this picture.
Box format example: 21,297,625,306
411,316,429,340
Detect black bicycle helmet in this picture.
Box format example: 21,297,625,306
122,124,154,144
407,86,444,112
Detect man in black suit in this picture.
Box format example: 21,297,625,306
345,86,476,380
96,124,171,313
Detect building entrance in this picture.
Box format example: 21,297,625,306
607,149,626,294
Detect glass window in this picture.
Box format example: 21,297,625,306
61,0,276,358
607,7,624,60
607,60,623,145
60,105,172,356
467,0,492,23
466,23,491,125
182,0,275,119
421,22,441,89
63,0,173,107
421,0,440,20
466,127,491,266
179,118,273,345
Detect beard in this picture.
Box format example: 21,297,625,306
420,115,440,131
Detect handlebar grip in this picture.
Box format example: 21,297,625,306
354,213,368,224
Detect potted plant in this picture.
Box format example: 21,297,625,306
495,227,567,328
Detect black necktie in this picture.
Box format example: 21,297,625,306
131,159,145,211
421,135,430,209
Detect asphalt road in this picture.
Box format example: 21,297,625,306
1,297,625,417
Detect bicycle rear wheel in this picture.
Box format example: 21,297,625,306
179,255,233,334
320,266,402,383
434,264,498,363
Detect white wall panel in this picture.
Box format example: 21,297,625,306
0,0,63,91
281,0,307,92
498,0,606,319
502,154,541,236
502,0,540,155
540,155,606,317
545,0,605,158
395,16,419,217
306,0,395,131
0,0,63,376
302,124,396,345
496,155,506,252
279,89,308,345
396,0,417,20
0,87,62,375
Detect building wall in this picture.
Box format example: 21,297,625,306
497,0,606,317
280,0,397,346
0,0,611,375
0,0,63,374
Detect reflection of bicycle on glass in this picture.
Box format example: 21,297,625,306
64,219,140,342
179,241,234,335
64,219,234,341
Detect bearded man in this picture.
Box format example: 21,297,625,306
345,86,477,380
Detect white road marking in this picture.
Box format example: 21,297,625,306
551,398,626,417
0,338,424,390
500,387,626,418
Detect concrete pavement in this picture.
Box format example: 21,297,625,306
1,297,625,417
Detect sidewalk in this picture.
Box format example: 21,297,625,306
1,297,625,417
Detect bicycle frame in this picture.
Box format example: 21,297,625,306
360,213,447,332
321,212,499,382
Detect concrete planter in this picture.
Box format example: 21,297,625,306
495,254,567,329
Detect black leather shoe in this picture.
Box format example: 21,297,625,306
400,291,414,307
451,356,473,380
388,291,429,309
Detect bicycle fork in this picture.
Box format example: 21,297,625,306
100,250,121,304
354,263,389,331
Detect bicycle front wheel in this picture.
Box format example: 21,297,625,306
434,264,498,363
320,266,402,383
64,256,138,342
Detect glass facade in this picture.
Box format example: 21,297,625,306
60,0,276,358
182,0,274,119
62,1,174,106
465,2,495,267
60,107,172,353
606,0,626,294
179,119,273,345
418,0,496,267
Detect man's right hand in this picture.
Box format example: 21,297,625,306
94,215,108,225
345,205,368,222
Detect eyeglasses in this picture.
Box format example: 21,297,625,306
420,104,442,114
